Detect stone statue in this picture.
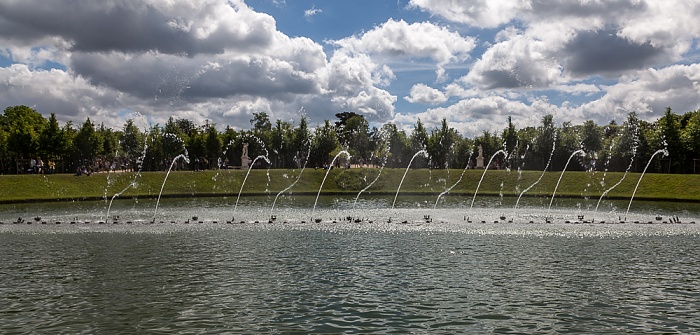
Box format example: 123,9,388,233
476,144,485,169
241,143,250,168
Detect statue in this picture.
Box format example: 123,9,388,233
241,143,250,168
476,144,485,169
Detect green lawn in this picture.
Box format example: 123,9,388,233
1,168,699,203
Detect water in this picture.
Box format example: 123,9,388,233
270,142,312,218
434,151,473,209
548,149,585,211
470,149,507,211
626,149,669,216
515,136,556,209
234,155,271,214
1,208,699,334
153,153,190,220
393,150,428,209
312,150,351,216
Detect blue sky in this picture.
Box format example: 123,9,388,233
1,0,699,136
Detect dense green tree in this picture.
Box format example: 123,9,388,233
162,117,187,160
121,119,146,170
310,120,339,168
427,118,455,169
250,112,272,133
291,117,310,166
73,118,102,165
502,116,518,168
343,115,371,163
658,107,683,173
409,119,429,168
681,111,700,167
204,122,222,168
4,105,47,162
39,113,67,160
534,114,556,171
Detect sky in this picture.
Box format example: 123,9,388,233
1,0,699,137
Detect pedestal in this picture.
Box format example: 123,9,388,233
476,156,484,169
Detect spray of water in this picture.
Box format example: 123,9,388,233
470,150,508,211
392,150,428,209
234,155,271,214
514,134,557,209
153,153,190,220
270,138,312,218
312,150,351,217
625,149,669,216
353,130,391,209
434,151,473,209
547,149,585,211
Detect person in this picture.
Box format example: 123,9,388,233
37,158,44,174
30,158,37,174
48,160,56,174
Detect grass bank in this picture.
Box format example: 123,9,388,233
1,168,699,204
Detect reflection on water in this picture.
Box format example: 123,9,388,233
1,222,699,334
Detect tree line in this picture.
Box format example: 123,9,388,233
1,105,699,175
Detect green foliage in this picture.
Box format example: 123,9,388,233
2,104,700,176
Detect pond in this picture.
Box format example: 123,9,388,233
1,196,699,333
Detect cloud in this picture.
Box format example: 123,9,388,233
404,84,447,104
0,0,405,129
408,0,529,28
578,64,700,122
561,28,665,77
461,33,562,90
0,0,277,55
304,5,322,20
332,19,475,80
393,95,555,137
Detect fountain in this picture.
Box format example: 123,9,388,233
470,149,508,211
105,142,149,221
270,139,312,219
234,154,271,215
515,134,556,209
548,149,585,211
626,149,669,216
153,153,190,220
353,130,391,209
312,150,351,217
392,150,428,209
434,151,473,209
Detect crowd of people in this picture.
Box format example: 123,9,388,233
25,157,56,174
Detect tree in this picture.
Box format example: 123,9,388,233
427,118,455,169
334,111,361,145
658,107,683,173
292,117,310,167
502,116,518,168
39,113,67,160
121,119,146,170
205,122,222,168
380,123,410,168
343,115,371,163
270,119,292,168
3,105,47,161
162,117,187,159
250,112,272,133
535,114,556,171
73,118,102,166
310,120,339,168
681,110,700,163
409,118,429,168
